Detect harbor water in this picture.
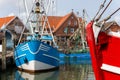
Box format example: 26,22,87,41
0,53,95,80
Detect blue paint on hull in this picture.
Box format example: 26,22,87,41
14,40,59,69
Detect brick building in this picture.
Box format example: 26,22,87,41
47,12,83,50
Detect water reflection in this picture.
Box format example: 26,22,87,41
59,56,95,80
59,63,94,80
15,70,59,80
0,67,15,80
0,54,95,80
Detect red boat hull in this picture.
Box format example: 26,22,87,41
86,21,120,80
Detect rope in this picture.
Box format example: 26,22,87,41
93,0,106,21
95,0,112,22
102,8,120,22
104,8,120,21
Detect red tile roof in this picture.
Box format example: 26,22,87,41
0,12,81,33
0,16,15,28
47,16,63,29
48,12,82,32
53,12,72,32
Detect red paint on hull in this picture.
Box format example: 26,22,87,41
86,21,120,80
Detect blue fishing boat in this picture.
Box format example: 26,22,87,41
14,0,59,72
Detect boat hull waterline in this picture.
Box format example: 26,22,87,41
86,21,120,80
14,40,59,72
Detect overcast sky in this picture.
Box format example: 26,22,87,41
0,0,120,24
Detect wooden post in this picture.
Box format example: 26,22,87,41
2,36,6,71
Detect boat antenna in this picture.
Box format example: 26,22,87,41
95,0,112,22
101,8,120,22
93,0,106,21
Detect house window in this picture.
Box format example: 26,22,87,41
61,37,66,41
64,27,68,34
15,26,23,33
68,20,71,25
71,16,74,19
70,28,74,33
74,21,77,26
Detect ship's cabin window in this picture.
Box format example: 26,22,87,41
47,41,51,45
42,40,51,45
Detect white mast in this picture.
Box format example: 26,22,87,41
40,0,58,47
24,0,34,34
